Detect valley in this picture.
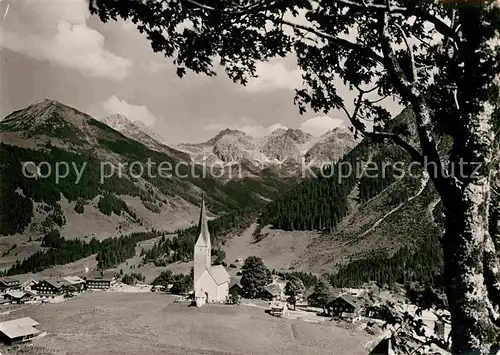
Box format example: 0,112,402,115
0,100,443,288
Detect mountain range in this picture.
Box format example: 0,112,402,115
176,126,356,171
0,99,351,241
0,99,443,288
0,99,290,238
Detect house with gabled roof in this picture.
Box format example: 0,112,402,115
327,294,364,322
31,279,68,297
261,283,284,301
0,277,21,292
3,290,34,304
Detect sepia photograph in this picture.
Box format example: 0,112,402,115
0,0,499,354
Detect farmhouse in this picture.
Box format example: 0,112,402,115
328,294,363,322
0,317,41,345
20,279,37,292
306,287,342,308
3,290,33,304
193,198,230,307
0,277,21,292
63,276,86,292
261,283,284,301
85,271,116,290
31,279,68,296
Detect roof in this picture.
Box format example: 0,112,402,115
195,197,211,247
63,276,85,284
229,277,242,288
208,265,230,285
264,284,283,296
0,325,40,339
0,317,40,339
43,279,66,289
20,279,37,288
307,286,343,300
330,294,362,308
86,271,115,281
0,277,20,286
5,290,31,299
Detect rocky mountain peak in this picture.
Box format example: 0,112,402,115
100,113,138,133
0,99,92,142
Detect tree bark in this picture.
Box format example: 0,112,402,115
440,103,500,353
443,183,500,353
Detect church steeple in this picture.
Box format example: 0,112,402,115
194,196,211,284
196,196,210,247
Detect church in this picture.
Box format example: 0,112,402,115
193,198,230,307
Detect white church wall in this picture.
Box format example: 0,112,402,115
195,270,217,301
216,281,229,302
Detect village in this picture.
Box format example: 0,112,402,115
0,200,451,354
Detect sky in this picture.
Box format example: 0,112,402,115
0,0,402,144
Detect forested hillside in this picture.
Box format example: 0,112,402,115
0,100,292,237
144,206,260,265
252,108,447,288
1,229,160,276
256,143,367,233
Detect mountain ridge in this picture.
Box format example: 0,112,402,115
0,99,293,239
177,126,357,175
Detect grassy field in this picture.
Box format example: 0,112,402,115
3,292,372,355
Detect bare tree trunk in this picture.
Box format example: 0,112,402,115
443,184,500,353
440,105,500,353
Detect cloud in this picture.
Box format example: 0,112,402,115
0,0,132,80
102,96,157,126
300,116,345,136
141,59,170,74
244,61,303,92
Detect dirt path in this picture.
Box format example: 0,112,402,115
359,174,430,239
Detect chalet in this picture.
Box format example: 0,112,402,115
3,291,33,304
31,279,68,296
20,279,37,292
0,317,41,345
62,276,86,292
327,294,363,322
260,283,284,301
85,271,116,290
0,277,21,292
306,287,342,308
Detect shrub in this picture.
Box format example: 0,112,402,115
74,199,85,214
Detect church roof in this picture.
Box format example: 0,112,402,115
195,197,210,247
208,265,230,285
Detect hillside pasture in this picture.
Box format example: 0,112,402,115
4,292,372,355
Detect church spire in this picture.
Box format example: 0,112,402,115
196,195,210,247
